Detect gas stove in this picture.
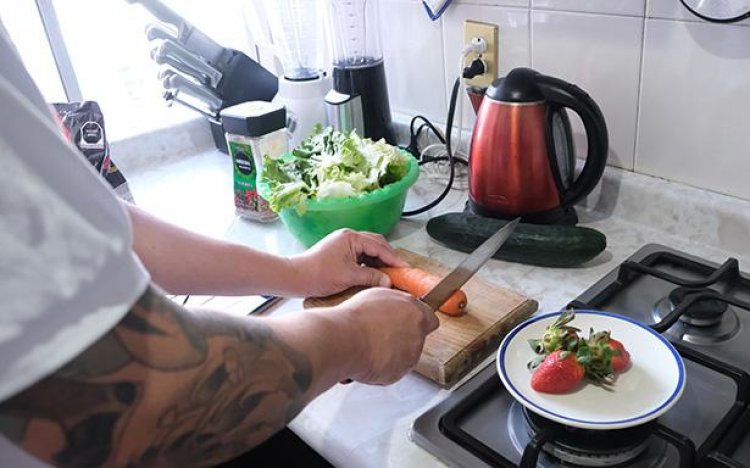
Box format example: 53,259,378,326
412,244,750,467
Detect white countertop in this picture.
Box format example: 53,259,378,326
124,148,750,468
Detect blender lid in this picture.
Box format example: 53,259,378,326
486,68,544,103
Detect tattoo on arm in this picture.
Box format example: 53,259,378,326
0,286,313,467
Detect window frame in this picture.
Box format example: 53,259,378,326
34,0,82,102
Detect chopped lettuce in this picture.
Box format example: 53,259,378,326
317,181,357,199
262,126,410,213
266,181,309,214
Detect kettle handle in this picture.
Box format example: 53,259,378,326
537,75,609,207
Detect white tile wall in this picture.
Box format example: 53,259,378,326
532,0,645,17
441,4,530,129
380,0,448,123
375,0,750,201
531,11,644,170
636,18,750,201
454,0,530,8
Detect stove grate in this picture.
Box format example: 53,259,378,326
568,252,750,334
437,371,701,468
437,344,750,468
419,246,750,468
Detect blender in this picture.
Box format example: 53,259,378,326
252,0,330,148
325,0,396,144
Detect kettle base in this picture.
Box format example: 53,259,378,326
466,200,579,226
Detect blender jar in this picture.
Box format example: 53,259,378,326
328,0,382,67
326,0,396,144
253,0,330,148
260,0,326,80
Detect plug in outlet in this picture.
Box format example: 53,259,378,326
464,21,498,88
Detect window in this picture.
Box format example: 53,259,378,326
1,0,257,142
0,0,66,102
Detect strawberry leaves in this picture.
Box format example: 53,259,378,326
528,311,581,356
527,355,545,371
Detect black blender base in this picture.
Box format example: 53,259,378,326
332,60,396,145
466,200,579,225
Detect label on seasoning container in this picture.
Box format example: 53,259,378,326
228,139,277,221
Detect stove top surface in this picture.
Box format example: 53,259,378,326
412,244,750,467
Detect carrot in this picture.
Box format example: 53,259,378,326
379,267,468,316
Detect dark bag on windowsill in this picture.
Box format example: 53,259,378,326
52,100,135,203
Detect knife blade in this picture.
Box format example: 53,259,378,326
339,217,520,385
420,218,520,311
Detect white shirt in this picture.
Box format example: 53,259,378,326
0,22,150,465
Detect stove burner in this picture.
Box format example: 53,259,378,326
669,287,728,326
517,407,654,467
653,292,741,346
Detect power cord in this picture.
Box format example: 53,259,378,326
405,115,446,157
402,41,487,217
402,79,461,217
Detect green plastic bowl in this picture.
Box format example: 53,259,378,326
259,152,419,247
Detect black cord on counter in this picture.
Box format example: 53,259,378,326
401,59,486,217
402,78,460,217
406,115,447,157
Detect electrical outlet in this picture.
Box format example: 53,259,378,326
464,20,498,88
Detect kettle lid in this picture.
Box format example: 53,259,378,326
486,68,544,103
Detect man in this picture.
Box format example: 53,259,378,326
0,23,437,467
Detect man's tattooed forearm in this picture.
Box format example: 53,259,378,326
0,286,313,467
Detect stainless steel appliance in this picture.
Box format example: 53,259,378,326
413,244,750,467
469,68,608,225
325,0,396,144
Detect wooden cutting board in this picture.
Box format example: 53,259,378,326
303,249,538,387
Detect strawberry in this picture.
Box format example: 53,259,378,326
609,338,631,373
531,350,585,394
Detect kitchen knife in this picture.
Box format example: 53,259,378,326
153,39,223,88
420,218,520,312
146,22,178,42
163,91,219,122
154,53,212,88
126,0,226,68
161,70,223,112
340,218,520,385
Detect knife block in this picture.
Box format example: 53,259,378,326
211,50,279,154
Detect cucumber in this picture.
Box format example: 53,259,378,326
426,213,607,268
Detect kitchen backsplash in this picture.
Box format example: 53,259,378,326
378,0,750,201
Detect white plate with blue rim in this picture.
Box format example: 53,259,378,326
496,310,686,430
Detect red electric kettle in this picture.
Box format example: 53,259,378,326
468,68,609,224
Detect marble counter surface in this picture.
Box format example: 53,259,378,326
125,148,750,468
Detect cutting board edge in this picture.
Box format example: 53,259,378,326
434,298,539,388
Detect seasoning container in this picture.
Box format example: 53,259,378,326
220,101,289,222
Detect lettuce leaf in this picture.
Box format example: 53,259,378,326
261,127,411,213
267,181,310,215
317,181,357,200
